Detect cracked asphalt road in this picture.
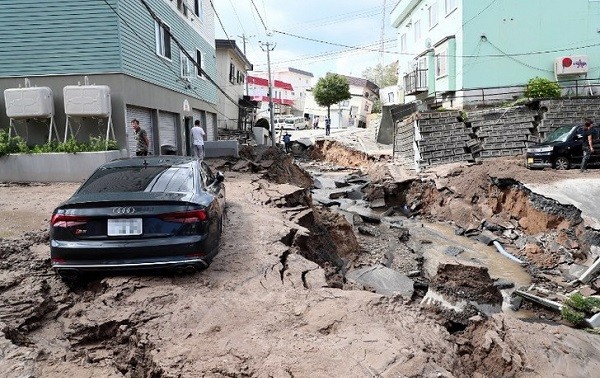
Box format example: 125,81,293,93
2,170,600,377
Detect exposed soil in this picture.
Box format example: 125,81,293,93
2,146,600,377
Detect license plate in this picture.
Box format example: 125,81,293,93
107,218,143,236
527,158,533,164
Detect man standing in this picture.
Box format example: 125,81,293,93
312,115,319,130
283,132,292,153
131,119,149,156
325,116,331,136
580,119,595,172
191,119,206,161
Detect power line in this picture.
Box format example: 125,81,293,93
273,29,399,55
249,0,268,32
253,39,396,67
210,0,232,41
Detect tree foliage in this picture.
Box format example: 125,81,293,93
313,74,352,117
524,77,561,98
362,61,399,88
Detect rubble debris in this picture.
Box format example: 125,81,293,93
578,257,600,284
345,265,414,299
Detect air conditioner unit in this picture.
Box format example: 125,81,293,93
555,56,589,75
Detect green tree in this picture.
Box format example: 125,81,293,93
313,74,352,121
524,77,561,98
362,61,399,88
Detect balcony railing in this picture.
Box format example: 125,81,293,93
403,69,428,95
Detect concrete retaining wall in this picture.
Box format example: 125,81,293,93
205,140,238,158
394,97,600,169
0,150,125,183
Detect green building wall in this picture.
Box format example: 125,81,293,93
461,0,600,89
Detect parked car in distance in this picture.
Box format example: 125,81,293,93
283,116,308,130
50,156,225,282
274,116,286,130
526,125,600,170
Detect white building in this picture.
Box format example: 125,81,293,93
251,67,314,117
305,74,379,129
215,39,253,130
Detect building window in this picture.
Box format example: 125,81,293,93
155,20,171,59
445,0,457,15
194,0,203,19
181,52,191,78
236,71,245,85
413,19,421,42
428,2,438,29
400,33,407,53
388,92,395,103
229,62,235,84
196,49,205,78
436,50,447,77
177,0,188,16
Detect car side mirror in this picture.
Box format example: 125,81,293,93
216,172,225,183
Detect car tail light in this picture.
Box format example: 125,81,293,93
51,214,89,228
159,210,207,223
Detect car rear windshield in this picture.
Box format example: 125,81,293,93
77,166,194,194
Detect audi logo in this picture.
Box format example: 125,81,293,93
112,207,135,215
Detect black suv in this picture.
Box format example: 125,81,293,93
526,125,600,170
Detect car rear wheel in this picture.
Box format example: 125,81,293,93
554,156,570,170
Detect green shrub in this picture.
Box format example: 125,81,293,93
0,130,117,157
524,77,561,98
561,292,600,327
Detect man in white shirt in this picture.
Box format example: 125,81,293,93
191,120,206,161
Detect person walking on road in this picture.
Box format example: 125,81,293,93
131,119,149,156
580,119,595,172
283,132,292,153
325,116,331,136
191,119,206,161
312,116,319,130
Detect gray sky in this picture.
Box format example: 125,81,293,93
212,0,398,81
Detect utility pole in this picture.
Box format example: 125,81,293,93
380,0,387,85
260,40,276,147
237,34,254,96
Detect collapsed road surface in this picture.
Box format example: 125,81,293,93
2,146,600,377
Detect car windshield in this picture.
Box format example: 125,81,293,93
543,126,575,143
77,166,194,194
285,118,295,124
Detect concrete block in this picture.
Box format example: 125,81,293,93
204,140,239,158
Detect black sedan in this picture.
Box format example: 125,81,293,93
50,156,225,281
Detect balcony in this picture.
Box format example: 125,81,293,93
403,69,428,95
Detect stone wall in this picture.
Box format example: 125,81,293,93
393,97,600,169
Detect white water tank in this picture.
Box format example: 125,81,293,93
63,85,111,117
4,87,54,118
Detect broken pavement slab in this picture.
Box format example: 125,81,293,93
524,179,600,230
345,265,414,299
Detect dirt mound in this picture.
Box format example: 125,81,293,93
431,263,503,305
310,140,376,167
290,207,361,286
235,145,313,188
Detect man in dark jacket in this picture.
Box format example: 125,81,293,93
580,119,594,172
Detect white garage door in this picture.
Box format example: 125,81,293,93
205,112,216,141
192,109,218,141
158,111,177,152
126,105,154,157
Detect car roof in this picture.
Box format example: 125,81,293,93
101,156,197,169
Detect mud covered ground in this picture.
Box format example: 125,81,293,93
2,149,600,377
